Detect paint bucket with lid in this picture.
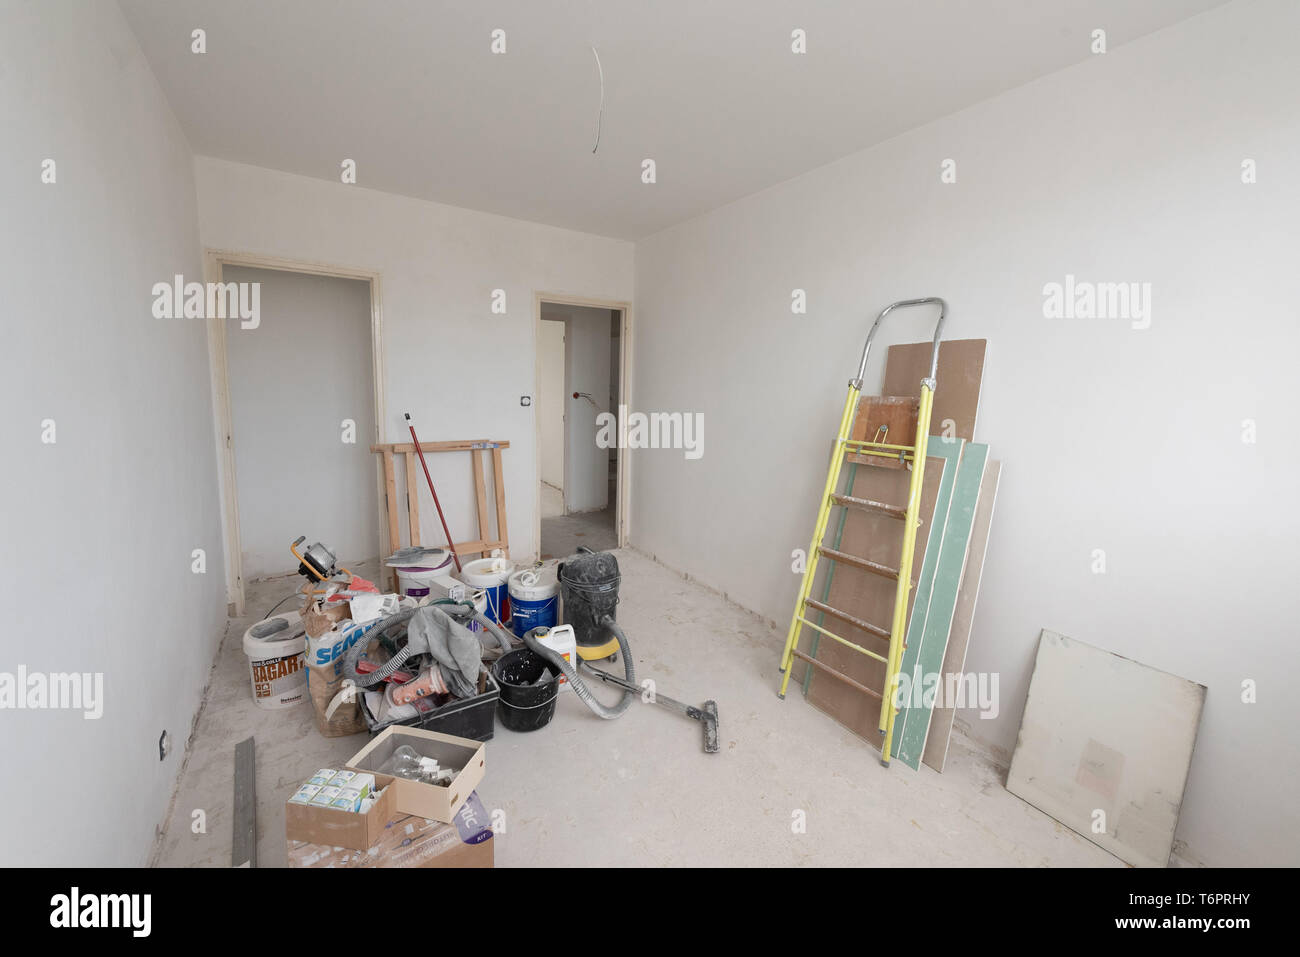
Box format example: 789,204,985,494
508,565,559,637
459,555,514,626
386,547,454,598
242,610,308,710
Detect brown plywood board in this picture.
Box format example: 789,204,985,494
847,395,919,469
804,455,945,746
921,459,1001,773
883,339,986,441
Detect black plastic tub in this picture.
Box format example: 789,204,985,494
361,671,499,741
492,648,560,732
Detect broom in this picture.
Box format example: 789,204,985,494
404,413,461,572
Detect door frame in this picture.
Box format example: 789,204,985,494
203,249,388,615
536,313,570,515
533,292,632,556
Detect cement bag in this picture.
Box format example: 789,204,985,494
304,610,383,738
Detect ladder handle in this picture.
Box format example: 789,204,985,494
852,298,947,390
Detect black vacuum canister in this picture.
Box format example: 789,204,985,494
558,548,621,649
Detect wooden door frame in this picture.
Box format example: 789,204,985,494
203,249,388,615
533,292,632,557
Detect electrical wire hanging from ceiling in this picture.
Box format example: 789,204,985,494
591,45,604,153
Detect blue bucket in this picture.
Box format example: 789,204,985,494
509,567,559,637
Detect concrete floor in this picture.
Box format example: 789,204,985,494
540,481,617,558
541,481,564,519
152,548,1123,868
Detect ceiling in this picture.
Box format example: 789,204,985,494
119,0,1227,239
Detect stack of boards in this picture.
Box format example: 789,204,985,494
795,338,996,772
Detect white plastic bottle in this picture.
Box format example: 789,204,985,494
533,624,577,692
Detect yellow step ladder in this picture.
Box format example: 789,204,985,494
777,298,947,767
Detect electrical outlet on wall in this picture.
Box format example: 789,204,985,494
520,395,532,406
159,730,171,761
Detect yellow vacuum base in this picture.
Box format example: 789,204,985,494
576,636,621,660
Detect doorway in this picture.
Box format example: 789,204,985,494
206,251,388,614
535,295,629,560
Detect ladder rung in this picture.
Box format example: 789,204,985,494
843,439,916,452
842,448,915,464
817,546,900,581
804,598,890,641
830,494,906,520
795,617,888,663
790,650,882,700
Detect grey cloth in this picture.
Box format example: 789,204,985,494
407,604,482,698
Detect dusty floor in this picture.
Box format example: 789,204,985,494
540,481,617,558
541,481,564,518
152,548,1124,868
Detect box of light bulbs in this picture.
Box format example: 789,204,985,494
284,767,395,850
345,726,486,823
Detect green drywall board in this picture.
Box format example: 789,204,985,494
887,438,963,724
892,442,989,768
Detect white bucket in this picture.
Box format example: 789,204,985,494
390,548,454,598
396,565,451,598
459,555,514,625
242,610,308,710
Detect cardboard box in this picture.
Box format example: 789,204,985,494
346,726,486,823
288,791,494,868
285,782,395,851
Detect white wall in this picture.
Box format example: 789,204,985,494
547,304,614,512
631,0,1300,866
538,318,566,492
224,266,377,578
194,157,634,562
0,1,227,865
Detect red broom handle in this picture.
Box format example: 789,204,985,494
405,413,462,572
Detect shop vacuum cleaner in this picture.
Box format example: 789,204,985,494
521,547,719,753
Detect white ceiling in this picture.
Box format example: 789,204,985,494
119,0,1227,239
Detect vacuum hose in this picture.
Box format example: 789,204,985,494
522,615,636,720
341,607,418,686
470,610,517,657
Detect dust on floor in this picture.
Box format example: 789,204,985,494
152,549,1121,868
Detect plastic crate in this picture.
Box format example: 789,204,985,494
360,672,499,741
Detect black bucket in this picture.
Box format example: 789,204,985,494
492,649,560,732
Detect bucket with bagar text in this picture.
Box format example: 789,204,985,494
242,610,308,710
